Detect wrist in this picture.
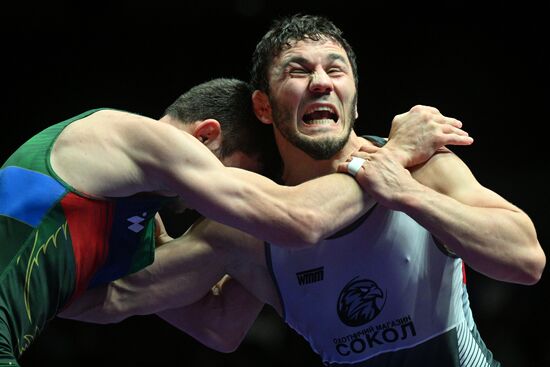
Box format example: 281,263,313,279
394,183,431,214
379,143,410,167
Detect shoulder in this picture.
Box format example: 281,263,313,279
55,109,164,146
79,109,166,137
72,109,199,164
411,150,479,197
50,109,189,197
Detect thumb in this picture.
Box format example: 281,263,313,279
155,214,173,246
358,144,380,153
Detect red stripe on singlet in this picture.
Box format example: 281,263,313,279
60,193,114,303
462,261,467,284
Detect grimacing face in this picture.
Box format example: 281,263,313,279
267,38,358,160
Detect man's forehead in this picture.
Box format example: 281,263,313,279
275,38,349,65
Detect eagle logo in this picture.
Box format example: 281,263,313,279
337,277,386,327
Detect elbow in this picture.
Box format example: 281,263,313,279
97,281,137,323
520,245,546,285
297,208,334,246
286,231,322,249
261,205,322,248
201,331,245,354
507,238,546,285
278,210,325,248
219,329,249,353
214,339,241,354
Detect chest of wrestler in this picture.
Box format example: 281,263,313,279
267,205,465,364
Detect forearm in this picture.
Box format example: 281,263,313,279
58,279,165,324
185,169,373,247
286,173,375,245
157,276,264,353
59,278,210,324
399,185,544,284
57,284,121,324
59,232,226,323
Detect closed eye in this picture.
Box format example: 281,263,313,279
327,68,345,76
289,68,309,76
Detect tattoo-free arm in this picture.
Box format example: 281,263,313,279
58,218,228,323
135,120,372,248
353,148,544,285
157,275,264,353
407,153,544,284
58,220,267,353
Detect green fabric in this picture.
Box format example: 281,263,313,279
2,109,105,181
0,108,168,362
0,219,33,271
0,203,76,358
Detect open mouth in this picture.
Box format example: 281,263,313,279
302,106,339,125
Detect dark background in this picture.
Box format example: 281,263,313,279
2,1,548,366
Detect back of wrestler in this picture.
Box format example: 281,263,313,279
0,109,166,366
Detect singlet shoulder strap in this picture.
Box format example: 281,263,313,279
362,134,387,147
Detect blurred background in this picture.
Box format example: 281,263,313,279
2,1,548,366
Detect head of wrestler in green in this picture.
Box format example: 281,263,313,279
160,78,279,176
250,14,359,161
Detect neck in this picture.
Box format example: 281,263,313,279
159,115,194,134
278,130,363,185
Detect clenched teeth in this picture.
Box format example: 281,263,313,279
305,118,335,125
303,106,338,123
304,106,336,115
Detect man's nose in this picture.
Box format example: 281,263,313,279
309,67,333,94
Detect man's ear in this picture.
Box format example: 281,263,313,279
192,119,222,151
252,90,273,125
354,104,359,120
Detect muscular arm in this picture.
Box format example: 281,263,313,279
53,108,470,248
412,153,544,284
144,122,371,247
58,218,230,322
59,106,478,349
50,109,370,247
59,218,268,352
149,106,475,247
352,148,545,285
157,275,264,353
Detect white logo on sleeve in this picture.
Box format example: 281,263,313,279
127,212,147,233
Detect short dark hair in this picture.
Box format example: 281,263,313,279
163,78,276,163
250,14,359,93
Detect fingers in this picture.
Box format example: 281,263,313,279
440,123,474,145
336,162,349,174
442,134,474,146
347,157,366,176
426,109,473,145
412,105,463,129
442,117,463,129
154,213,174,245
410,104,440,114
337,155,367,175
441,124,468,136
154,213,166,236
